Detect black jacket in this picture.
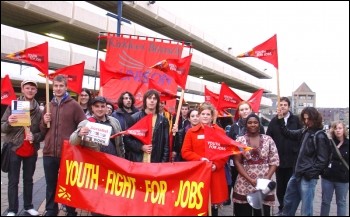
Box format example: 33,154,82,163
277,118,331,180
266,112,302,168
124,110,169,163
321,138,349,183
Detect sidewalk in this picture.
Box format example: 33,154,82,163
1,145,347,216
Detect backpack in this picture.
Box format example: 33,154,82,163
311,130,332,173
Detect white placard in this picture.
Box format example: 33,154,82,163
84,122,112,146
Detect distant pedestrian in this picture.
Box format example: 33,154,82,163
320,121,349,216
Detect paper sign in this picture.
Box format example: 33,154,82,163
11,100,31,126
84,122,112,146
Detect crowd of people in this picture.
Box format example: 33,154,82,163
1,75,348,216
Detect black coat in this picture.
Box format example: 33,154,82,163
277,118,331,180
321,138,349,183
124,110,169,163
266,112,302,168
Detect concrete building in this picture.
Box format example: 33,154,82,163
1,1,273,116
292,82,316,114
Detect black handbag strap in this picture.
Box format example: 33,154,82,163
330,138,349,171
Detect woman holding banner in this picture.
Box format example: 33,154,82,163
182,102,228,216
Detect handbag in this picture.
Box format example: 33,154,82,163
1,142,13,173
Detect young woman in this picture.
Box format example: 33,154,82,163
320,121,349,216
172,109,199,162
182,102,228,216
233,113,279,216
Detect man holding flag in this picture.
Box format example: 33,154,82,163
123,89,170,163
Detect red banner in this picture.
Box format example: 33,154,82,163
217,82,243,110
150,54,192,89
55,141,211,216
1,74,17,105
204,125,251,160
248,88,264,113
102,36,184,108
6,42,49,75
47,61,85,93
237,34,278,69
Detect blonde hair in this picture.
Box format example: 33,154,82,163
329,120,348,139
198,102,215,116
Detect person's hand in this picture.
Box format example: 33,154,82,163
172,124,178,134
142,145,152,154
250,178,257,187
211,163,216,172
200,157,210,162
79,126,90,137
43,113,51,124
276,107,283,119
8,114,18,125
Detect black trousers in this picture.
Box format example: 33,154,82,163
234,202,271,216
275,167,294,211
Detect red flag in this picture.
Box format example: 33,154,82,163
6,42,49,75
217,82,243,110
148,78,177,101
237,34,278,69
204,86,219,108
110,114,153,145
204,125,251,160
248,89,264,113
150,54,192,89
99,59,133,87
1,75,17,106
45,61,85,93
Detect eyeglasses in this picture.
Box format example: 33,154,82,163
80,94,89,97
123,97,131,100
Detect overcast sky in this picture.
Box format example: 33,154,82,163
157,1,349,108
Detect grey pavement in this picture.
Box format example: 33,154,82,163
1,143,348,216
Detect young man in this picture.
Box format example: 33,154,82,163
1,79,45,216
277,107,331,216
40,75,86,216
111,91,138,131
69,96,124,157
266,97,302,215
123,89,169,163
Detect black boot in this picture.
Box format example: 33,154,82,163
211,206,218,216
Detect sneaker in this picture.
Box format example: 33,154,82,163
274,210,283,216
25,209,39,216
7,212,15,216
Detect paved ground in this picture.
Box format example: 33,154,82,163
1,142,348,216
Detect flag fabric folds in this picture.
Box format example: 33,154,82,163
204,86,219,108
99,59,133,87
6,42,49,75
217,82,243,110
150,54,192,89
237,34,278,69
110,114,153,145
46,61,85,93
204,125,251,160
1,75,17,106
148,78,177,101
248,89,264,113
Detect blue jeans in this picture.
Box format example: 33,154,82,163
282,175,317,216
320,178,349,216
43,156,76,216
7,150,37,213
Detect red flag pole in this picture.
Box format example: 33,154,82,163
173,89,185,136
46,76,50,128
